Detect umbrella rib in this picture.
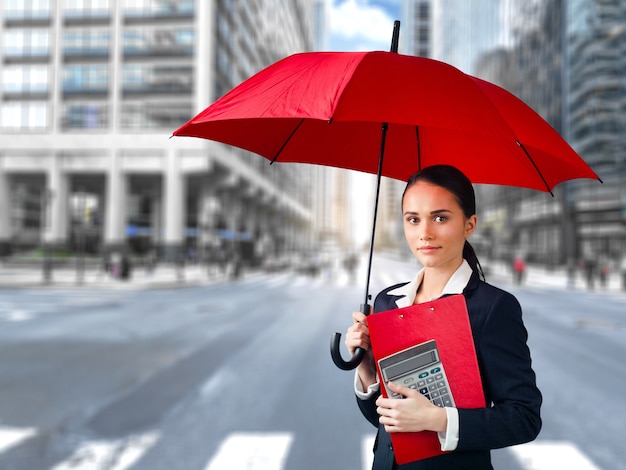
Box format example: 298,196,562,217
270,118,305,164
517,141,554,196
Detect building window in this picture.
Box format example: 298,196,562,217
121,102,192,129
4,0,51,20
418,3,429,21
123,27,194,56
61,102,108,130
63,64,109,94
2,29,50,57
123,0,194,17
64,0,110,18
63,29,110,56
1,102,48,130
2,65,49,94
122,64,193,94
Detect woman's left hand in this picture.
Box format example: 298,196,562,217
376,381,448,433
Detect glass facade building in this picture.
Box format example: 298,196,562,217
413,0,625,266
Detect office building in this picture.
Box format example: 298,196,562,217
565,0,626,260
0,0,316,265
423,0,625,265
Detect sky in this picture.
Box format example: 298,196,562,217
327,0,401,52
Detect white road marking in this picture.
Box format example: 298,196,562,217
204,432,293,470
51,432,159,470
0,426,36,453
0,426,601,470
362,434,375,470
509,440,601,470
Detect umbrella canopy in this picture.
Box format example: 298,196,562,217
173,50,599,193
173,24,600,370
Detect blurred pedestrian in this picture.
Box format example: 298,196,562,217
120,253,131,280
582,256,596,290
343,252,359,284
598,256,609,289
344,165,541,469
513,254,526,285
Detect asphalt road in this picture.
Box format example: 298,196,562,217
0,256,624,470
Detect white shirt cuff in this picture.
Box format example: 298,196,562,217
438,407,459,451
354,371,380,399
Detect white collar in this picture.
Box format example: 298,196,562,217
387,259,474,308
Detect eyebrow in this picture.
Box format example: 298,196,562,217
403,209,453,217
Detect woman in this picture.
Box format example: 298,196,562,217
345,165,542,469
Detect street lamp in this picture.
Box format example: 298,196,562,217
40,188,54,284
75,189,89,285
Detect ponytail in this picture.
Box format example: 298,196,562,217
463,240,485,281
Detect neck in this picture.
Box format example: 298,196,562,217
415,261,463,303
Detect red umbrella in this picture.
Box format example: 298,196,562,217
173,53,598,192
173,21,600,369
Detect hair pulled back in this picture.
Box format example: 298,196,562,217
402,164,485,280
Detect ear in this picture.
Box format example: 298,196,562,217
465,214,477,238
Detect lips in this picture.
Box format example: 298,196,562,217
418,246,440,254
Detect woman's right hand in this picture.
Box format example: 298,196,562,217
345,311,377,388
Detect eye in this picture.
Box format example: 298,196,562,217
434,215,447,223
406,216,418,224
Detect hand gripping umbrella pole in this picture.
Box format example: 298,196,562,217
330,21,400,371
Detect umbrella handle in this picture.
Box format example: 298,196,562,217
330,333,365,370
330,303,370,370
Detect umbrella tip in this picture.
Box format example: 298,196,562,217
390,21,401,53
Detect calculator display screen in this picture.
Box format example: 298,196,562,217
384,350,438,380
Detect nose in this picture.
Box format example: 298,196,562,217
419,220,433,241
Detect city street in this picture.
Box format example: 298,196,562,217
0,256,624,470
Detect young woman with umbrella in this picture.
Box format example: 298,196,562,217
345,165,542,469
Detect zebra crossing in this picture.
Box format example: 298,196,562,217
0,266,616,469
0,425,601,470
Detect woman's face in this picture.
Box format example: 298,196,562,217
402,181,476,272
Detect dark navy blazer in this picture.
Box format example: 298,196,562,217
357,271,542,469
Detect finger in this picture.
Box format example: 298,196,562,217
352,311,367,325
387,381,415,398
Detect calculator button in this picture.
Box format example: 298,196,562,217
426,377,435,384
442,395,453,407
418,372,429,379
419,387,429,396
433,397,444,407
431,367,441,374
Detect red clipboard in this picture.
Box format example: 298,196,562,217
366,294,485,464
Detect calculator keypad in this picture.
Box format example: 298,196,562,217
388,366,454,407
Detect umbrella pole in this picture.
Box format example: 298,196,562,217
330,123,388,370
330,21,400,371
363,122,388,308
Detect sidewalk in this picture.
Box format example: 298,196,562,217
488,260,625,295
1,258,625,294
0,262,240,290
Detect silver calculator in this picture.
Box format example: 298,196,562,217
378,339,455,407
